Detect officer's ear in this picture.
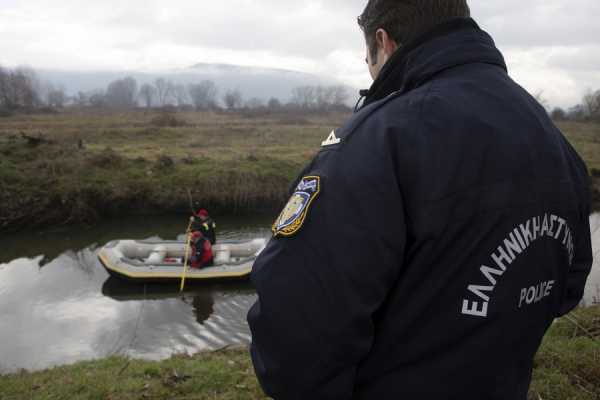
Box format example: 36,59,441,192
374,28,399,63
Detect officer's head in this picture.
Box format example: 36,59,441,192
358,0,470,80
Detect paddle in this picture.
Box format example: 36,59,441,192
180,218,194,292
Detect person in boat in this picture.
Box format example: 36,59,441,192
190,209,217,245
189,231,214,269
247,1,593,399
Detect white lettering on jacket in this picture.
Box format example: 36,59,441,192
461,213,574,318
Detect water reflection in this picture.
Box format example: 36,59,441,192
0,215,269,374
0,213,597,374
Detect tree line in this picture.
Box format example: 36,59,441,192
0,65,351,113
549,89,600,122
0,66,67,111
5,63,597,119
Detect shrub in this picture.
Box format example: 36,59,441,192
155,155,175,170
150,113,187,128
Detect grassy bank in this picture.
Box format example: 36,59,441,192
0,110,347,231
0,112,598,232
0,307,598,399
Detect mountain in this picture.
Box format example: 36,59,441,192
37,63,357,104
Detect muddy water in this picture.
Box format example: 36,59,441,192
0,214,598,374
0,215,272,374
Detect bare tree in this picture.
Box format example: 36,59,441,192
291,86,316,109
1,68,42,109
223,89,243,110
267,97,282,110
105,77,138,109
0,66,9,108
75,91,88,107
245,97,265,109
290,85,348,110
47,87,66,108
154,78,174,106
173,84,189,107
550,107,566,121
315,86,334,110
188,81,218,110
0,65,36,109
331,85,349,107
139,83,156,108
89,90,106,108
567,105,585,120
582,89,600,119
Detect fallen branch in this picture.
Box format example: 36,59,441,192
19,131,55,147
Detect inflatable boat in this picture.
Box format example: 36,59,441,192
98,238,266,283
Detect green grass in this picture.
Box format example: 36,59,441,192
0,112,598,232
529,307,600,400
0,110,347,230
0,308,598,400
0,348,267,400
557,121,600,172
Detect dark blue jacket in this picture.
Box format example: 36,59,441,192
247,18,593,400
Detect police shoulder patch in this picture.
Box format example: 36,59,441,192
272,176,321,237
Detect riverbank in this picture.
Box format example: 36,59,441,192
0,112,599,232
1,306,598,399
0,110,347,232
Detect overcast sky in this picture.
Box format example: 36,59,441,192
0,0,598,108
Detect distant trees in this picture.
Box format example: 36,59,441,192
47,87,67,108
105,77,138,109
290,85,349,111
74,91,89,107
88,90,106,108
0,63,355,115
0,66,41,110
173,84,189,107
550,107,566,121
139,83,156,109
154,78,173,107
223,89,243,110
582,90,600,120
550,89,600,122
268,97,282,110
188,81,218,110
245,97,265,109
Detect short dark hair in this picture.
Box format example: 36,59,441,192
358,0,470,60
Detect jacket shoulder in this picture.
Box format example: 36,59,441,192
319,90,427,154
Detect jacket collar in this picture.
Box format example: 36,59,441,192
359,18,507,109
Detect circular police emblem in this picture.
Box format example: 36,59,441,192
272,176,321,237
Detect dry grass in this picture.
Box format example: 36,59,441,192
0,112,598,231
0,307,598,399
0,110,348,230
557,121,600,172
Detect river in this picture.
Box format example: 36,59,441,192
0,214,598,374
0,214,272,374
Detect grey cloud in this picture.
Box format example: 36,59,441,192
548,45,600,72
1,0,599,108
472,0,600,47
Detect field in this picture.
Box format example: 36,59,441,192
0,111,598,232
0,110,347,231
0,306,598,399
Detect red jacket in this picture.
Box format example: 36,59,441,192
191,234,213,268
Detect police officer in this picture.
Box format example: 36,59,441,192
247,1,593,399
